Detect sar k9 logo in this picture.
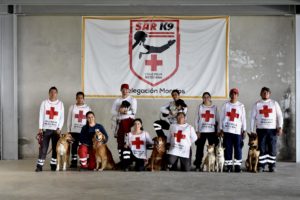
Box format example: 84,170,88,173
129,19,180,87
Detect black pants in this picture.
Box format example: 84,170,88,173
194,132,218,168
37,130,59,167
168,154,190,172
70,133,80,164
257,129,277,169
121,148,145,171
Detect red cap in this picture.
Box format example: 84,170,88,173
229,88,239,95
120,83,129,90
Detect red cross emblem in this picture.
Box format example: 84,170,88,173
226,108,239,122
46,107,58,119
259,105,272,117
132,137,144,149
201,110,214,122
174,130,186,143
145,54,163,72
75,110,86,122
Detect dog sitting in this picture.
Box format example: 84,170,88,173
245,133,260,173
201,144,216,172
147,136,167,171
92,130,115,171
215,137,225,172
56,133,74,171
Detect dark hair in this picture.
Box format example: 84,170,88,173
49,86,58,93
261,87,271,93
132,118,144,131
85,111,95,126
171,89,180,95
76,91,85,98
176,111,186,117
202,92,211,97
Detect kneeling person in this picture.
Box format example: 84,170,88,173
167,112,197,171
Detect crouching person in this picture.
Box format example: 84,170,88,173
78,111,108,170
167,112,197,172
121,118,153,171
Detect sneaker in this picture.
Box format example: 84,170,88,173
224,166,233,173
258,167,264,173
35,165,43,172
69,163,77,168
50,164,56,171
269,167,276,172
234,166,241,173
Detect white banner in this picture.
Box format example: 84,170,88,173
82,17,229,99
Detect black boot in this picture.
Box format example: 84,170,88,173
234,165,241,173
50,164,56,171
224,165,233,173
70,160,77,168
35,164,43,172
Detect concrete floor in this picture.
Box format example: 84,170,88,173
0,159,299,200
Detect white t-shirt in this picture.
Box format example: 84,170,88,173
195,104,219,133
67,104,91,133
39,99,64,130
125,131,153,159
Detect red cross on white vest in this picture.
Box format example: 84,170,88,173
174,130,186,143
226,108,239,122
145,54,163,72
46,107,58,119
75,110,86,122
201,110,214,122
132,137,144,149
259,105,272,117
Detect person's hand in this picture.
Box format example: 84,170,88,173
56,129,61,134
218,130,224,137
38,129,43,134
124,144,129,148
241,131,246,140
197,132,201,139
277,127,283,136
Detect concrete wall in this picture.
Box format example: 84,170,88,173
18,16,296,161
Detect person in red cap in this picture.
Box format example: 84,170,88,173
219,88,246,172
111,83,137,161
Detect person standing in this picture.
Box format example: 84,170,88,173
219,88,246,173
194,92,219,171
250,87,283,172
111,83,137,160
35,86,64,172
67,91,91,168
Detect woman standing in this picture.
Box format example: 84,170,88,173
194,92,219,171
121,118,153,171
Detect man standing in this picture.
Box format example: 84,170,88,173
250,87,283,172
67,91,91,168
35,86,64,172
111,83,137,160
220,88,246,173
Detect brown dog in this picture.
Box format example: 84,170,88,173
148,136,167,171
201,144,216,172
92,130,115,171
245,133,260,173
56,133,74,171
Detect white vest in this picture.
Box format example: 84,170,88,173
167,123,197,158
125,131,153,159
253,99,280,130
40,99,64,130
196,104,217,133
221,101,246,135
68,104,91,133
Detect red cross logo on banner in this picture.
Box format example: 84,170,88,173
201,110,214,122
132,137,144,149
259,105,273,117
226,108,239,122
46,107,58,119
75,110,86,122
174,130,186,143
145,54,163,71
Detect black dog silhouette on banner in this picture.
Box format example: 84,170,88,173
132,31,176,59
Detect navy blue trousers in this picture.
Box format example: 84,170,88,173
223,132,242,167
257,129,277,169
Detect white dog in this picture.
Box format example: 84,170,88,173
215,145,225,172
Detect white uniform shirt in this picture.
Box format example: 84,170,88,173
125,131,153,159
195,104,219,133
160,101,188,124
39,99,64,130
167,123,197,158
219,101,246,135
67,104,91,133
250,99,283,132
111,96,137,120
